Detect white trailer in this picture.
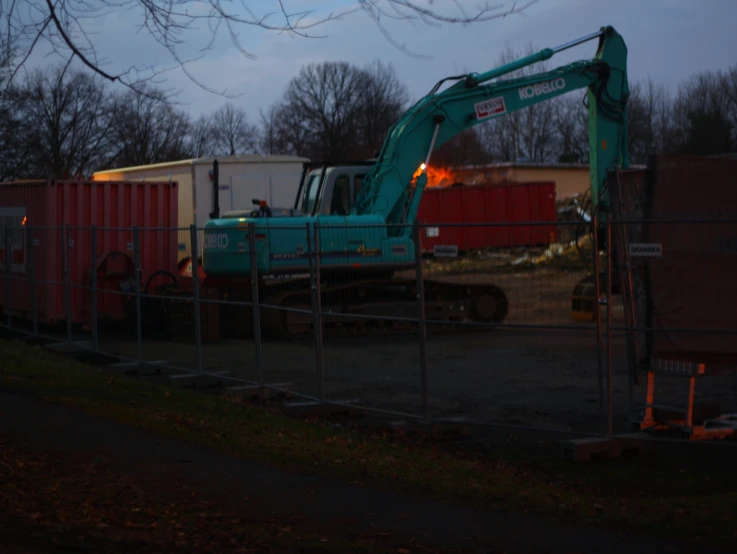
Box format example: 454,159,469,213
92,154,309,231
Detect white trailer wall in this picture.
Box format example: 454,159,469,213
191,157,307,229
92,155,309,263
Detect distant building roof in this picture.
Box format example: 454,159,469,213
453,162,648,170
93,154,309,176
0,179,48,186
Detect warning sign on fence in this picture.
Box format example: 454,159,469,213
629,243,663,257
434,244,458,258
0,207,27,273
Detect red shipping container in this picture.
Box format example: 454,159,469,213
0,180,179,326
417,181,557,253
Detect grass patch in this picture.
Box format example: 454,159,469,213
1,339,736,549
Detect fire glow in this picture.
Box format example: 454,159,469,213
412,165,463,188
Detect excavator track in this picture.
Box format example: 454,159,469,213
257,276,509,340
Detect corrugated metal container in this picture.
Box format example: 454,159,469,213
0,180,179,326
417,181,557,253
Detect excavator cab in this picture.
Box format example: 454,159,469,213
294,162,374,217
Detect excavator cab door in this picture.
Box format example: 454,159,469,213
329,174,351,216
351,174,366,210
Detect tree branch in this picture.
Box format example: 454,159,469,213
4,0,538,99
44,0,119,81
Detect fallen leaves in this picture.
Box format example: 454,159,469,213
124,521,158,530
0,440,246,550
0,438,394,553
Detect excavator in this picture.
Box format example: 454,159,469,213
201,25,629,338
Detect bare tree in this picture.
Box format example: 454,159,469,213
670,68,734,156
257,103,300,155
0,87,32,180
554,93,588,164
0,45,30,180
1,1,536,95
263,100,311,157
258,105,280,155
432,128,493,168
211,103,258,156
187,114,216,158
17,62,115,178
268,59,409,160
477,42,558,163
625,76,676,164
725,65,737,133
353,60,410,157
286,60,369,159
553,67,737,165
106,85,191,167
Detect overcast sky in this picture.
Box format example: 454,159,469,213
27,0,737,120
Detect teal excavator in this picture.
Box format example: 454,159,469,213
202,26,629,337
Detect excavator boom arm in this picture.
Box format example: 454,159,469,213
353,26,629,232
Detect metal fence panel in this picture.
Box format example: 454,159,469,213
418,220,604,433
608,219,737,438
3,214,733,444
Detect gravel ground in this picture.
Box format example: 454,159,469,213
98,330,737,437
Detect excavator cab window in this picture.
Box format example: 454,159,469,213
353,174,366,207
330,174,351,215
300,172,322,215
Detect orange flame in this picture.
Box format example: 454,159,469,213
412,164,463,188
425,166,462,188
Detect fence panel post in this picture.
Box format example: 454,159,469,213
90,225,98,353
133,227,143,363
414,221,430,421
5,224,11,328
189,225,203,373
29,230,38,336
606,220,614,438
309,222,325,403
248,223,264,385
63,224,72,342
593,215,606,435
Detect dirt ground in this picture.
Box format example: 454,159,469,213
89,267,737,436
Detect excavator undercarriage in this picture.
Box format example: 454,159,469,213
253,271,509,339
